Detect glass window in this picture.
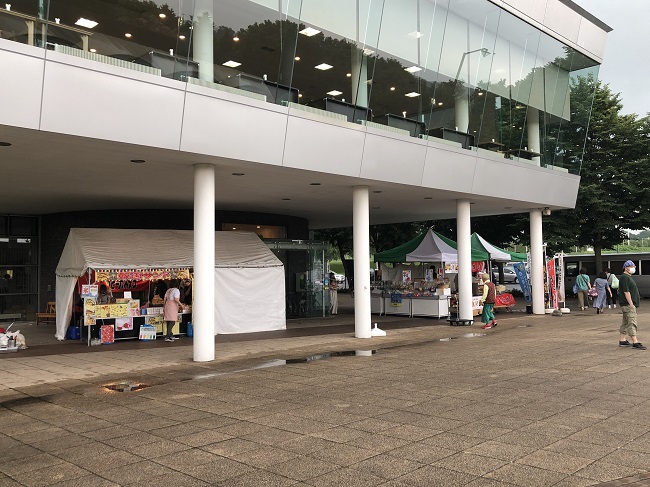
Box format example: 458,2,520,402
9,216,38,236
610,261,636,274
640,261,650,275
582,261,596,276
565,262,578,277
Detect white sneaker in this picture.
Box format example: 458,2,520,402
171,336,180,340
614,304,617,308
608,305,612,309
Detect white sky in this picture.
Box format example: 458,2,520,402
573,0,650,116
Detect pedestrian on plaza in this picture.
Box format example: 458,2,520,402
480,272,497,330
163,279,181,342
329,272,338,315
605,268,619,308
576,267,591,311
618,260,646,349
592,271,611,314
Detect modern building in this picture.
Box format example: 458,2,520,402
0,0,610,360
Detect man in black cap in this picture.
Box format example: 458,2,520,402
618,260,646,349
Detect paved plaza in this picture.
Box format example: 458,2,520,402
1,303,650,486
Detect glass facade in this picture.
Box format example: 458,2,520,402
0,215,39,319
1,0,599,173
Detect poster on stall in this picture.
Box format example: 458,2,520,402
115,317,133,331
390,293,403,307
471,262,485,273
128,299,140,317
81,284,98,298
445,263,458,273
402,270,412,283
425,268,434,282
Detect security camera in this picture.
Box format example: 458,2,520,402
542,207,551,216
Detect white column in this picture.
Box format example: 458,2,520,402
193,0,214,82
456,199,473,321
454,90,469,133
351,47,368,108
527,106,541,166
193,164,215,361
530,209,545,314
353,186,371,338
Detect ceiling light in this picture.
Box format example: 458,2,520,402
424,197,433,200
233,36,240,42
124,33,132,38
478,92,484,96
404,66,422,73
408,31,423,38
299,27,321,37
223,60,241,68
438,102,443,106
282,198,291,201
310,183,321,186
362,48,375,56
315,63,333,70
89,48,97,53
390,87,396,91
75,18,98,29
130,159,145,163
326,90,343,96
232,172,245,176
178,35,186,40
405,92,420,97
0,141,12,147
298,94,303,98
232,227,237,230
256,226,261,229
158,13,166,19
294,56,300,61
372,190,382,194
346,73,352,77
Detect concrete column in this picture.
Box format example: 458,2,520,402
353,186,371,338
530,209,545,314
454,89,469,133
193,164,215,361
351,47,368,108
456,199,473,321
527,106,541,165
193,0,214,82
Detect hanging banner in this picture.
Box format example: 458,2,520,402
94,268,191,282
513,262,532,304
556,253,565,304
471,261,485,273
547,259,558,309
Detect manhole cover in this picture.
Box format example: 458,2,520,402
104,381,148,393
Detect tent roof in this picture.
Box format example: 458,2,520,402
471,233,527,262
55,228,282,277
374,229,489,263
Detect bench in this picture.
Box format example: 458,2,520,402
0,313,22,322
36,302,56,325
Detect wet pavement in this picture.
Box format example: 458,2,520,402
1,297,650,486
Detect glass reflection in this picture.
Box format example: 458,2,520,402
0,0,602,174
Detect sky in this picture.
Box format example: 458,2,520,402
573,0,650,116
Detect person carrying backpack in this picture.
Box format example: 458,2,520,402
605,267,619,308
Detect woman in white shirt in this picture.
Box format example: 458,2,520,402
163,280,181,342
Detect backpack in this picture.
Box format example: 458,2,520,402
610,274,619,289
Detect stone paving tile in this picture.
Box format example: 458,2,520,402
516,449,593,474
544,438,618,460
551,476,599,487
125,471,212,487
347,453,424,480
597,448,650,471
432,451,510,476
171,457,258,483
230,444,301,468
8,461,89,487
307,442,378,466
264,455,339,482
129,438,192,459
484,463,568,486
389,465,478,486
75,450,144,474
345,431,410,453
97,460,177,485
49,475,121,487
421,431,486,451
0,453,65,477
386,441,456,464
304,466,385,487
574,461,646,483
465,440,538,462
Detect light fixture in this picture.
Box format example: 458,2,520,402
256,225,261,229
310,183,321,186
89,48,97,53
232,227,237,230
438,102,443,106
178,35,186,40
282,198,291,201
75,18,98,29
130,159,145,163
404,66,422,73
372,190,382,194
326,90,343,96
408,31,423,38
346,73,352,77
362,48,375,56
223,60,241,68
390,87,396,91
542,207,551,216
478,92,484,96
424,197,433,200
299,27,320,37
232,172,245,176
124,33,132,38
315,63,333,71
158,13,166,19
405,92,420,98
233,36,240,42
298,94,303,98
294,56,300,61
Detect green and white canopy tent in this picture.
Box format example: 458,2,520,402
470,233,527,262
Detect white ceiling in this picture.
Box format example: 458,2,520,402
0,124,544,229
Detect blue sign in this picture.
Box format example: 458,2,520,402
513,262,532,303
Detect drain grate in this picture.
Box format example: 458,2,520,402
104,381,148,393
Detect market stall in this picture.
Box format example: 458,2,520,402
55,228,285,341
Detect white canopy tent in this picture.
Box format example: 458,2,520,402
55,228,285,340
405,230,459,262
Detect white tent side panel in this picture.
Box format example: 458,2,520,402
55,275,77,340
215,267,286,334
